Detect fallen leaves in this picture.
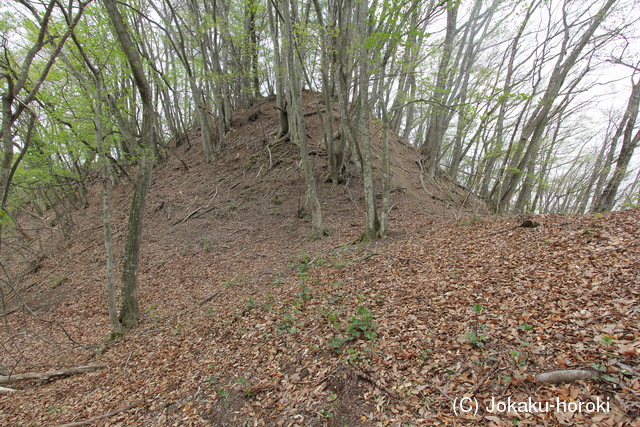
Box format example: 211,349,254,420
1,134,639,425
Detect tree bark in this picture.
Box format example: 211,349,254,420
356,0,380,242
268,0,289,140
281,0,325,240
103,0,156,332
420,0,459,175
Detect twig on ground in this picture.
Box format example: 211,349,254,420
54,400,143,427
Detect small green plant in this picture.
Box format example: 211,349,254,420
262,293,275,311
328,290,343,304
327,306,378,353
465,303,486,347
225,273,243,288
345,347,366,362
519,323,533,331
346,306,378,340
172,321,183,335
420,350,433,362
274,272,284,285
325,311,340,328
456,216,479,226
276,313,296,333
600,334,616,347
465,331,486,347
246,297,257,309
321,411,334,419
201,237,211,252
297,285,313,301
589,363,619,383
45,406,63,415
145,305,160,326
291,253,311,272
327,336,348,352
232,306,243,319
52,274,67,287
331,258,347,268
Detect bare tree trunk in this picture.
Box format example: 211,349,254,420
103,0,156,333
356,0,380,242
312,0,339,184
92,71,119,331
420,0,459,175
281,0,325,240
246,0,261,99
379,101,391,239
333,1,360,179
268,0,289,140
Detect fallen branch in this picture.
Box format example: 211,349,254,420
172,196,199,225
54,400,143,427
0,364,105,385
535,369,598,384
469,366,506,395
434,384,455,402
198,291,222,307
354,369,402,400
0,386,16,393
616,362,640,378
180,206,202,223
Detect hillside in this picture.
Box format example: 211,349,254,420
0,95,639,426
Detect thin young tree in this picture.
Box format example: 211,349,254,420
281,0,325,240
102,0,157,333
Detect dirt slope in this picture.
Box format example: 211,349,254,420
0,95,638,426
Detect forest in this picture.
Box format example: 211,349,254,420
3,0,640,229
1,0,640,425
